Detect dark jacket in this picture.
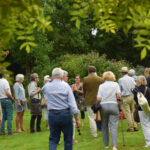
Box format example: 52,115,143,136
133,85,150,111
83,73,103,106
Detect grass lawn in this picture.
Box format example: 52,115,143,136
0,110,148,150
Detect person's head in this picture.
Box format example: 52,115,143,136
62,70,68,82
88,66,96,74
144,68,150,77
75,75,81,84
44,75,51,84
121,67,128,76
136,75,147,87
16,74,24,83
103,71,116,81
0,73,4,79
30,73,39,82
52,68,63,79
128,69,135,77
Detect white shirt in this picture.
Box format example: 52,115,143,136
118,75,135,96
97,81,121,104
0,78,11,99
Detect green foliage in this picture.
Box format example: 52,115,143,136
52,52,131,84
71,0,150,59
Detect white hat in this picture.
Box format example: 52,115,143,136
44,75,50,82
121,67,128,73
128,69,135,76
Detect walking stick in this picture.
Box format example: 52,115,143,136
118,99,125,146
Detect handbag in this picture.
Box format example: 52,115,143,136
94,110,101,122
91,102,101,113
137,87,150,113
133,105,140,122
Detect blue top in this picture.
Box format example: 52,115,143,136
13,82,26,101
146,77,150,88
42,79,79,114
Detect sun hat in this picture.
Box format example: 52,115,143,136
121,67,128,73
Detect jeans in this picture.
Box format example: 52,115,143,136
49,109,73,150
0,98,13,133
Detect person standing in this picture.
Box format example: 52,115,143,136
42,68,80,150
0,73,14,135
144,68,150,88
83,66,103,137
28,73,42,133
72,75,85,127
97,71,121,150
118,67,137,132
13,74,28,132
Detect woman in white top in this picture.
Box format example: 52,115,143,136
97,71,121,150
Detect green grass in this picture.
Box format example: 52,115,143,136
0,110,147,150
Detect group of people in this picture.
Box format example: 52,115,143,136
0,66,150,150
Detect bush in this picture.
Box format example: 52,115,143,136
51,52,131,84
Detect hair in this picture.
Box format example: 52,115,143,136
16,74,24,82
63,70,68,77
75,75,81,78
52,68,63,78
30,73,38,81
88,66,96,73
0,73,4,78
136,75,147,85
103,71,116,81
145,68,150,76
128,69,135,76
44,75,50,82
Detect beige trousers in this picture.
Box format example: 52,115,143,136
87,106,97,137
122,95,137,130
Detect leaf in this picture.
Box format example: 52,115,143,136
141,47,147,60
75,19,80,29
73,4,80,9
26,45,30,53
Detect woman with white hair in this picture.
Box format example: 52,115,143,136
42,75,51,129
97,71,121,150
133,75,150,148
13,74,27,132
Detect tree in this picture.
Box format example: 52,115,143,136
71,0,150,59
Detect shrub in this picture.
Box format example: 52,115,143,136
51,52,131,84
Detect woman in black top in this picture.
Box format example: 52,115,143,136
133,75,150,148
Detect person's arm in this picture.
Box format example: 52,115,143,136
67,85,80,128
76,83,84,94
116,83,122,99
5,89,15,102
71,84,74,92
97,85,102,102
14,84,21,106
28,82,41,97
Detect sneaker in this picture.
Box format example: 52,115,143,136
127,128,134,132
8,132,14,135
113,146,117,150
105,146,109,149
134,128,138,132
0,132,5,136
144,145,150,148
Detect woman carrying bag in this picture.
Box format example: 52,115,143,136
133,75,150,148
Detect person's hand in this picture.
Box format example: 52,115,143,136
76,118,80,128
37,87,41,93
11,97,15,103
74,85,78,91
17,100,21,107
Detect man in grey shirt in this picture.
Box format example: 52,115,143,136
118,67,137,132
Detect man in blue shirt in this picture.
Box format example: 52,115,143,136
42,68,80,150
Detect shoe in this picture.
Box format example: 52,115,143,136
8,132,14,135
113,146,117,150
30,130,35,133
145,145,150,148
21,128,25,131
105,146,109,149
37,129,42,132
0,132,5,136
134,128,138,131
73,139,78,144
127,128,134,132
16,129,22,133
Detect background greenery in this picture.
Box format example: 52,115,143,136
0,110,148,150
